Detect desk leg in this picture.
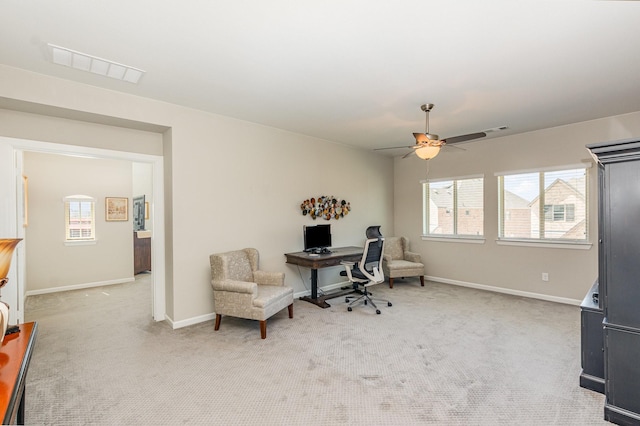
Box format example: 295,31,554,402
311,268,318,299
299,268,359,309
299,268,333,308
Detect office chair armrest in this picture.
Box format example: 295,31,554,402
253,270,285,286
340,261,355,280
211,279,258,295
404,251,422,263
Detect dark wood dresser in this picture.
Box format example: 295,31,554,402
0,322,38,425
133,231,151,275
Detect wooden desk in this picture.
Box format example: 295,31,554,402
0,322,38,425
285,246,363,308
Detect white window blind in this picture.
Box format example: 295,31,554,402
497,167,588,242
422,176,484,237
64,195,96,241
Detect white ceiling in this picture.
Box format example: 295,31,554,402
2,1,640,155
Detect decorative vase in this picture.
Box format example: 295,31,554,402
0,238,22,342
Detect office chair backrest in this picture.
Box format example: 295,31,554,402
360,236,385,283
365,225,382,239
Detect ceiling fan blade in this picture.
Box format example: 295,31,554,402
442,132,486,145
443,143,466,151
401,150,416,159
373,145,415,151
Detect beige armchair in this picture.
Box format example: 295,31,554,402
210,248,294,339
382,237,425,288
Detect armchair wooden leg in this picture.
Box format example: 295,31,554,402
214,314,221,331
288,304,293,318
389,277,394,289
420,276,425,287
260,320,267,339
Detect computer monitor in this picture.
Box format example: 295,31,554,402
303,224,332,252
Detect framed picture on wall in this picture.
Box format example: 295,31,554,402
105,197,128,221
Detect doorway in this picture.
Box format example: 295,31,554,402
2,136,166,324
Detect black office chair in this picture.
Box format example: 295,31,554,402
340,226,391,314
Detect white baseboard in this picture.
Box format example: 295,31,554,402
168,281,352,330
168,312,217,330
25,277,135,297
168,278,581,331
293,281,350,299
426,275,582,306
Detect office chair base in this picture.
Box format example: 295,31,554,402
345,291,392,314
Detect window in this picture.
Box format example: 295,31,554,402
544,204,576,222
497,166,588,242
422,176,484,237
64,195,96,241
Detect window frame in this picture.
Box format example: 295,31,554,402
421,174,485,242
64,195,97,244
496,164,590,246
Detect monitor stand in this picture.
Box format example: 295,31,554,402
304,247,332,255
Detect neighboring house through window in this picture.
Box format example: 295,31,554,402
497,166,588,242
422,175,484,238
64,195,96,241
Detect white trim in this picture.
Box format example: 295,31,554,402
64,240,97,246
8,138,158,162
420,173,484,184
168,312,217,330
494,162,592,177
421,236,485,244
293,280,350,300
496,239,592,250
426,275,582,306
25,277,134,297
168,277,584,332
174,281,353,329
150,160,166,321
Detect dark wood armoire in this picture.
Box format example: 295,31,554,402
584,138,640,425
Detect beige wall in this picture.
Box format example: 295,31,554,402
394,111,640,302
24,152,133,291
6,62,639,318
0,107,163,155
0,65,394,324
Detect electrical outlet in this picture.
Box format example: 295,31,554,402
542,272,549,282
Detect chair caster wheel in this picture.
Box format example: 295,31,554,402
388,302,392,307
376,310,381,314
364,300,368,305
345,297,349,303
347,307,352,312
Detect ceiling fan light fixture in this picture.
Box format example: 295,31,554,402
413,132,439,143
415,145,441,160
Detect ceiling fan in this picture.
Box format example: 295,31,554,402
376,104,503,160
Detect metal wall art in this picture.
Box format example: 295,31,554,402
300,196,351,220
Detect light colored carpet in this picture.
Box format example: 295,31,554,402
24,274,607,425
